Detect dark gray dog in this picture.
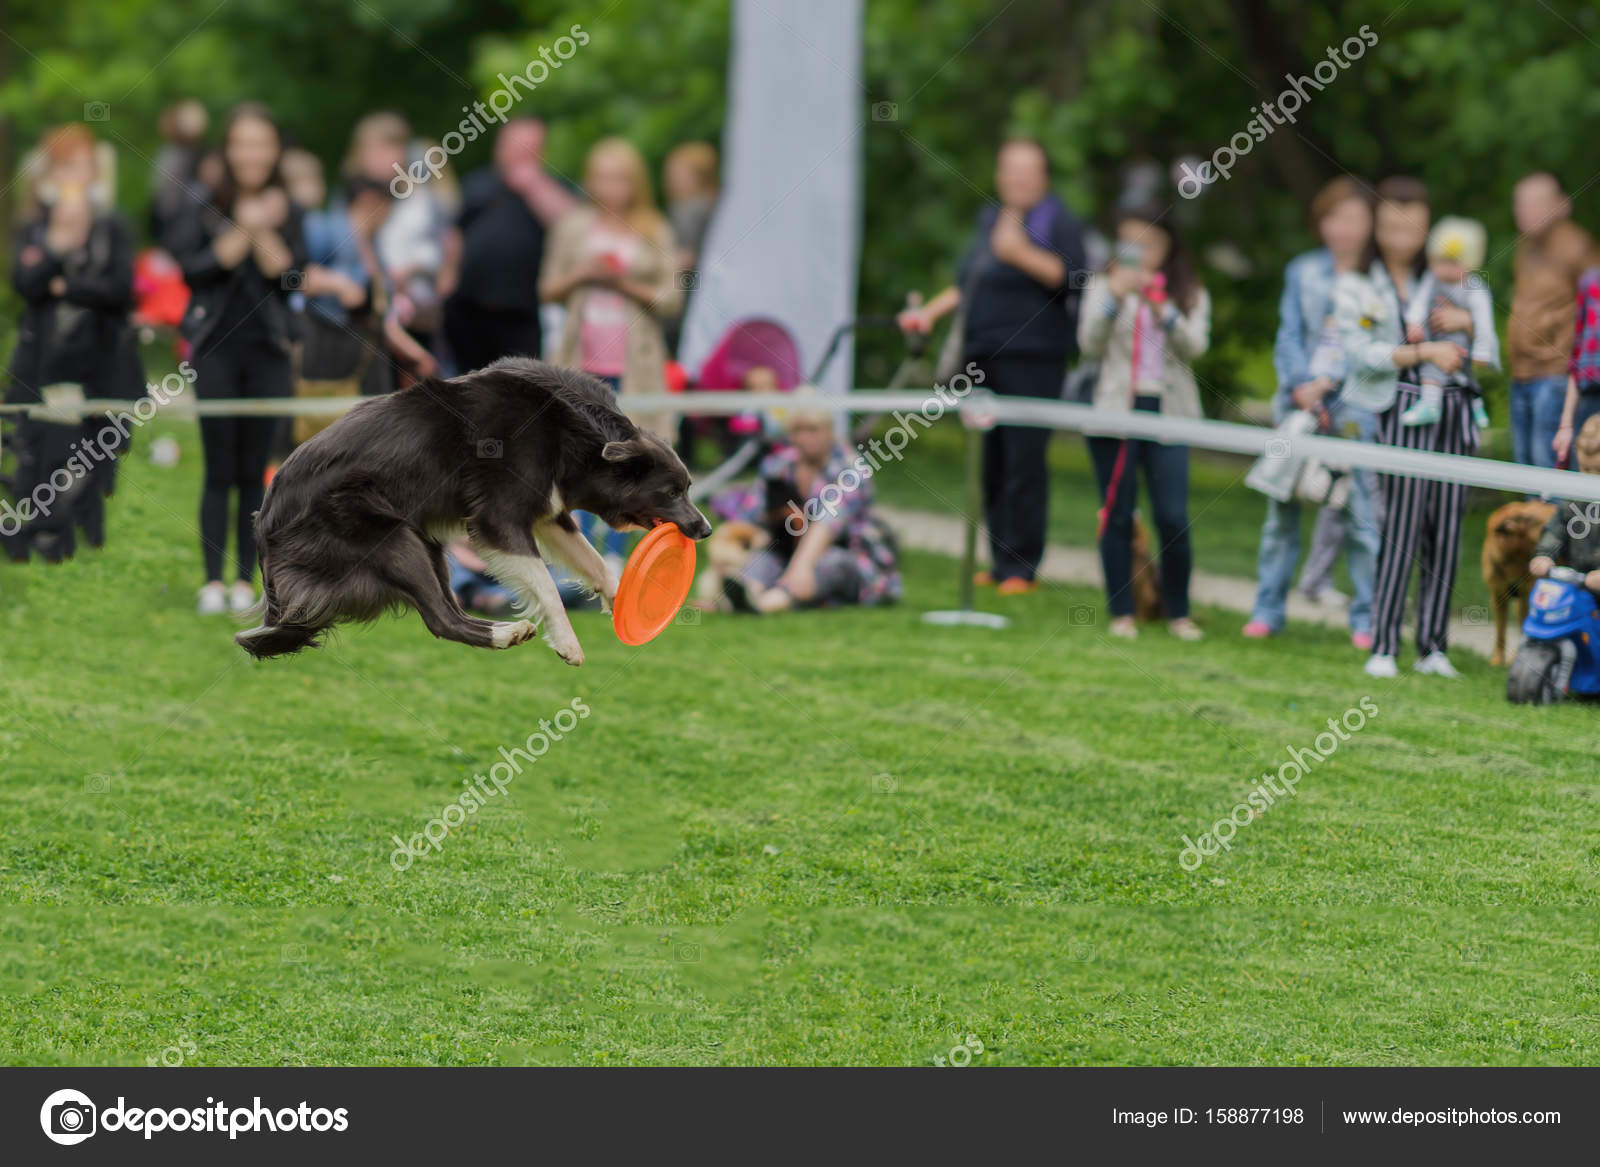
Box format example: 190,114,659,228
236,357,710,665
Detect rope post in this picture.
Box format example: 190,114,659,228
959,418,980,612
923,388,1008,630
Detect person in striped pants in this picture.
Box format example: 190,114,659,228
1362,183,1480,678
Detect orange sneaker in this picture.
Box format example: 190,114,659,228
995,577,1038,596
973,570,995,587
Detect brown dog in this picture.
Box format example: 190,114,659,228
1483,500,1556,666
1130,516,1164,623
696,519,768,605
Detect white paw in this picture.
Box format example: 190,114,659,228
547,630,585,667
491,619,537,648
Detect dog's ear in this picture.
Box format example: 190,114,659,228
602,438,646,463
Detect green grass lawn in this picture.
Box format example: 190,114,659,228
3,413,1598,1067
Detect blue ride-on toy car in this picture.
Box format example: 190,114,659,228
1506,566,1600,704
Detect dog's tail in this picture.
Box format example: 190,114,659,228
235,622,325,659
235,544,325,657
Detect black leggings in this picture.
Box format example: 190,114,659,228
195,341,291,582
968,351,1065,582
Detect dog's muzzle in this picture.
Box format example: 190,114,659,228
661,507,712,541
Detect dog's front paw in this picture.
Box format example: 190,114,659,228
490,619,537,649
546,629,585,667
600,571,620,614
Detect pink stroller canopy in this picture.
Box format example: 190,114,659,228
695,318,803,390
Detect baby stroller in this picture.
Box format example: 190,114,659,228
682,310,931,500
683,317,805,499
690,318,804,442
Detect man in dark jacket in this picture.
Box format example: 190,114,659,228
441,118,576,372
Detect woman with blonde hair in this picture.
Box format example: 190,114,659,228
540,136,682,568
710,391,902,614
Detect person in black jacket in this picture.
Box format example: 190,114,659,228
897,139,1087,593
4,124,140,563
165,102,307,615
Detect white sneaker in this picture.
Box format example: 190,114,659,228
228,581,256,613
1414,651,1460,678
1364,654,1398,678
197,582,227,615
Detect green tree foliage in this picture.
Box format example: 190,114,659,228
6,0,1600,400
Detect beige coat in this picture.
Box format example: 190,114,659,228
1077,274,1211,420
541,206,683,440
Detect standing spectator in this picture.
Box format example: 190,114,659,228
540,136,683,574
166,102,307,615
1552,265,1600,466
1245,177,1386,647
896,138,1087,595
1274,178,1378,609
290,156,396,444
1507,172,1599,469
4,124,139,562
661,140,719,352
443,118,576,372
149,99,209,243
1363,179,1475,678
345,113,446,381
1078,206,1210,640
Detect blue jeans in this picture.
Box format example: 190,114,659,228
1249,399,1380,635
1510,375,1567,469
1087,428,1192,620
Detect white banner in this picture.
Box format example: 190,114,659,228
676,0,864,394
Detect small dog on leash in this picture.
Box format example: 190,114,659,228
236,357,712,666
1482,499,1556,666
695,520,768,606
1129,515,1164,622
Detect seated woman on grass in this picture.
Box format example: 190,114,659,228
712,393,902,614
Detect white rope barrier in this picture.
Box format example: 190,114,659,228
6,388,1599,503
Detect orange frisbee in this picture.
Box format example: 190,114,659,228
612,522,697,645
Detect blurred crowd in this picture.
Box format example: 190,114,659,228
3,101,723,615
8,100,1600,664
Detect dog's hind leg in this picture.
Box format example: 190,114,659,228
474,523,584,666
384,528,528,650
535,512,618,610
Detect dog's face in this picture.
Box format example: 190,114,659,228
1489,501,1555,561
584,432,713,540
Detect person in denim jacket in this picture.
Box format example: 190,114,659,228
1246,178,1380,645
1246,177,1463,648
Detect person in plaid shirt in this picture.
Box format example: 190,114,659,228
1553,266,1600,466
710,396,903,613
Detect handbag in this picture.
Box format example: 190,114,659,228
293,313,375,446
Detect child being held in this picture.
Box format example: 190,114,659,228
1402,216,1498,430
1529,414,1600,592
